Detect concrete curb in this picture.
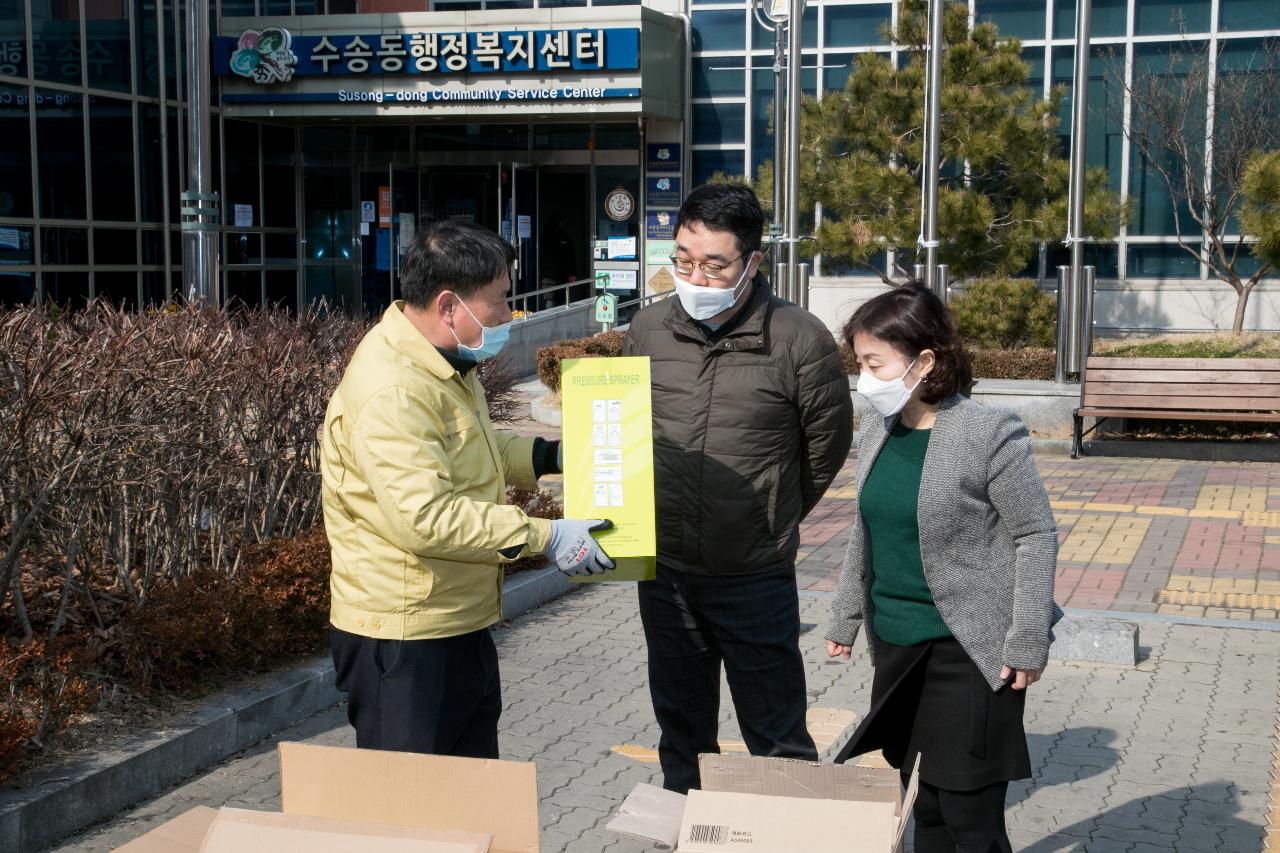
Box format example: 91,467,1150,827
0,566,579,853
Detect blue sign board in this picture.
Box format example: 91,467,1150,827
646,211,676,241
214,27,640,80
221,87,641,105
647,143,681,173
646,176,682,209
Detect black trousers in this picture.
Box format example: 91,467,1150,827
637,563,818,794
910,774,1013,853
329,625,502,758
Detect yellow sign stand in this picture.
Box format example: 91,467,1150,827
560,356,657,582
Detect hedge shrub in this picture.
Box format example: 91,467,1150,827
950,277,1057,349
535,330,627,394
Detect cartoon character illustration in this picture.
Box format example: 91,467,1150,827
230,27,297,84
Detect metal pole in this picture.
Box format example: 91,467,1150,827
935,263,949,303
913,263,927,284
772,20,785,291
182,0,218,305
798,262,810,310
1055,266,1070,385
921,0,944,291
1065,0,1092,375
784,0,803,299
1080,265,1096,368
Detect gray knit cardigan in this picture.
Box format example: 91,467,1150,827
824,394,1062,691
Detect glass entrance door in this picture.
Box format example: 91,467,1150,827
500,163,538,310
302,164,357,310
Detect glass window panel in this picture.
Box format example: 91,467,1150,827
1,273,38,306
161,0,177,94
42,226,89,263
33,0,81,85
94,270,138,308
262,124,296,228
753,53,816,95
591,0,638,6
533,123,590,150
94,228,136,264
224,119,260,225
262,0,289,12
1045,242,1120,278
45,271,90,306
751,67,778,173
1127,244,1201,277
821,249,886,277
691,149,745,185
1023,47,1045,93
692,102,744,146
90,97,136,222
141,270,168,305
752,4,816,51
326,0,355,11
0,0,28,79
226,232,262,264
167,107,181,222
1134,1,1211,36
220,0,256,14
36,90,86,219
265,269,297,311
0,84,34,218
692,10,745,53
539,0,587,6
355,125,411,153
824,53,856,94
304,164,352,261
1129,43,1206,235
692,56,744,98
1220,0,1277,31
294,0,319,12
1053,0,1127,39
595,123,640,150
1051,46,1125,193
265,233,297,263
304,265,355,310
226,269,262,306
86,0,131,92
823,4,890,48
974,0,1045,40
137,106,163,223
141,229,166,263
134,0,159,97
0,226,34,265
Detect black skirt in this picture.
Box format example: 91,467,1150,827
835,637,1031,791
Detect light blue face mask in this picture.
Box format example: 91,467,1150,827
449,296,511,362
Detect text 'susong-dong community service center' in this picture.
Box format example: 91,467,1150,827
0,0,1276,331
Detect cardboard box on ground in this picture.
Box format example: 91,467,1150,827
608,753,920,853
114,743,539,853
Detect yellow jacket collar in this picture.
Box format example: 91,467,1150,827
382,301,457,381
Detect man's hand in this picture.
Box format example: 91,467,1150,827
546,519,616,576
999,665,1044,690
826,640,852,660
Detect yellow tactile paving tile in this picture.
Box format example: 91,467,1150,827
1196,485,1271,513
1083,502,1136,513
1060,515,1150,564
611,708,859,765
1135,505,1189,516
1244,511,1280,529
1267,536,1280,546
1188,508,1244,519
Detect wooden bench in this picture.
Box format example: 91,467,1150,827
1072,356,1280,458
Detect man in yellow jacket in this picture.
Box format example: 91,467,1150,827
321,218,615,758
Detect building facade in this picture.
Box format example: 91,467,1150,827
1,0,1277,331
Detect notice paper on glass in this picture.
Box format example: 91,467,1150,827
560,356,656,582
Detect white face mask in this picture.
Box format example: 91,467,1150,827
856,357,922,417
673,262,752,321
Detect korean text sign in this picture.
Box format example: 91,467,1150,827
560,357,656,582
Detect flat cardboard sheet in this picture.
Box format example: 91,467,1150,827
560,356,656,582
199,807,491,852
678,789,897,853
699,753,902,805
277,742,539,853
114,806,218,852
604,783,686,849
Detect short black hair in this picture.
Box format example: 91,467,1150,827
842,281,973,404
674,183,765,256
399,218,516,309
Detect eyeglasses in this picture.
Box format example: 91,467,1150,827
669,252,749,281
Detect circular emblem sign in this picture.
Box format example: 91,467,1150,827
604,187,635,222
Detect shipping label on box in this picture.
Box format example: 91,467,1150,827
560,356,656,582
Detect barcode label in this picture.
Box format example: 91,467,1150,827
688,824,730,845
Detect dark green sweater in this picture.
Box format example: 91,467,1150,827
861,422,952,646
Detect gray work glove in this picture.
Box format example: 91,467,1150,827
545,519,616,576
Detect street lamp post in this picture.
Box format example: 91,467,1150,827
1065,0,1093,375
756,0,790,297
784,0,803,302
920,0,944,295
182,0,219,305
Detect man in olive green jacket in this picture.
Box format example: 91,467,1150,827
321,219,614,757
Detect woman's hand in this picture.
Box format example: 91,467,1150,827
1000,665,1043,690
826,640,852,660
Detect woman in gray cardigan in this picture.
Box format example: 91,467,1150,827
824,283,1061,853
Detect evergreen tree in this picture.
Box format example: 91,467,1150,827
757,0,1127,284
